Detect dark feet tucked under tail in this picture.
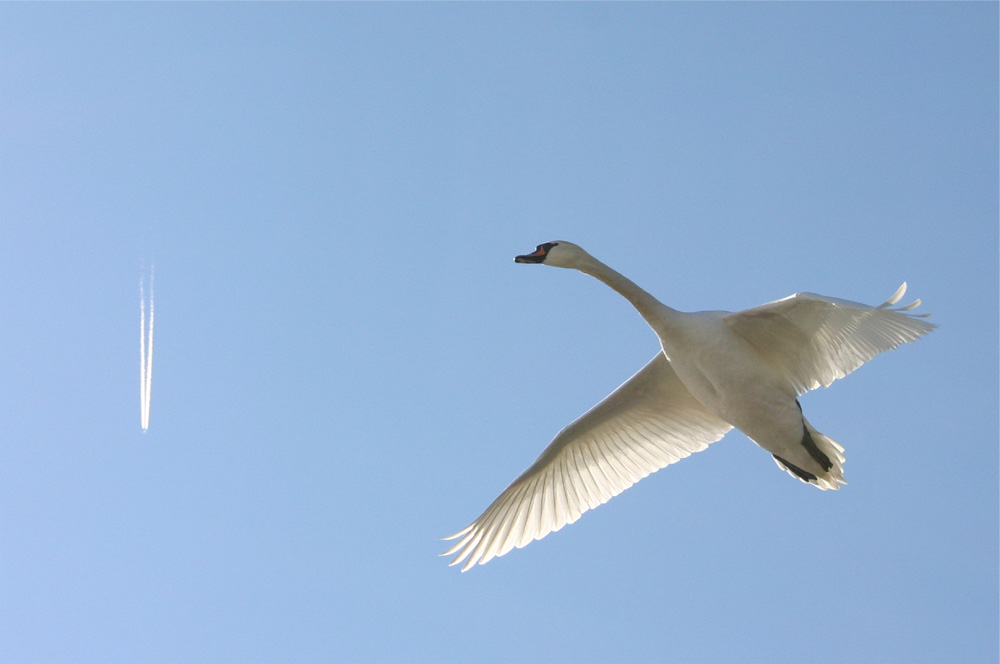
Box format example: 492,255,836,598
800,426,833,471
773,455,818,483
773,415,847,491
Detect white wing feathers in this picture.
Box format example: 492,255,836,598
724,283,936,395
444,282,934,571
442,354,732,572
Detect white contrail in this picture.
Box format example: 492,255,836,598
140,277,146,429
146,268,154,429
140,266,154,431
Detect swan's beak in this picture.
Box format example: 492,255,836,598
515,245,549,264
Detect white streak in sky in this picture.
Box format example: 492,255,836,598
140,278,146,428
140,267,154,431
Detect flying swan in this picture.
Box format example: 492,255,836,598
443,241,935,571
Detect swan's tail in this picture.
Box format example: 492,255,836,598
773,419,846,490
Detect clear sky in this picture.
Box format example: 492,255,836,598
2,4,997,663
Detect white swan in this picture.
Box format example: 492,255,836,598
443,241,936,571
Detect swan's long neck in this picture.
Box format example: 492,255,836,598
575,254,678,331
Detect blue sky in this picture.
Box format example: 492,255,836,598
2,4,997,663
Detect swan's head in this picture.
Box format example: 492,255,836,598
514,241,590,268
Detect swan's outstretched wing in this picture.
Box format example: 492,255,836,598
442,354,732,571
725,283,936,395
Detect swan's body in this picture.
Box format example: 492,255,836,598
443,241,935,571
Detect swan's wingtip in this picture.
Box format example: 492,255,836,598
441,525,473,542
881,282,908,308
